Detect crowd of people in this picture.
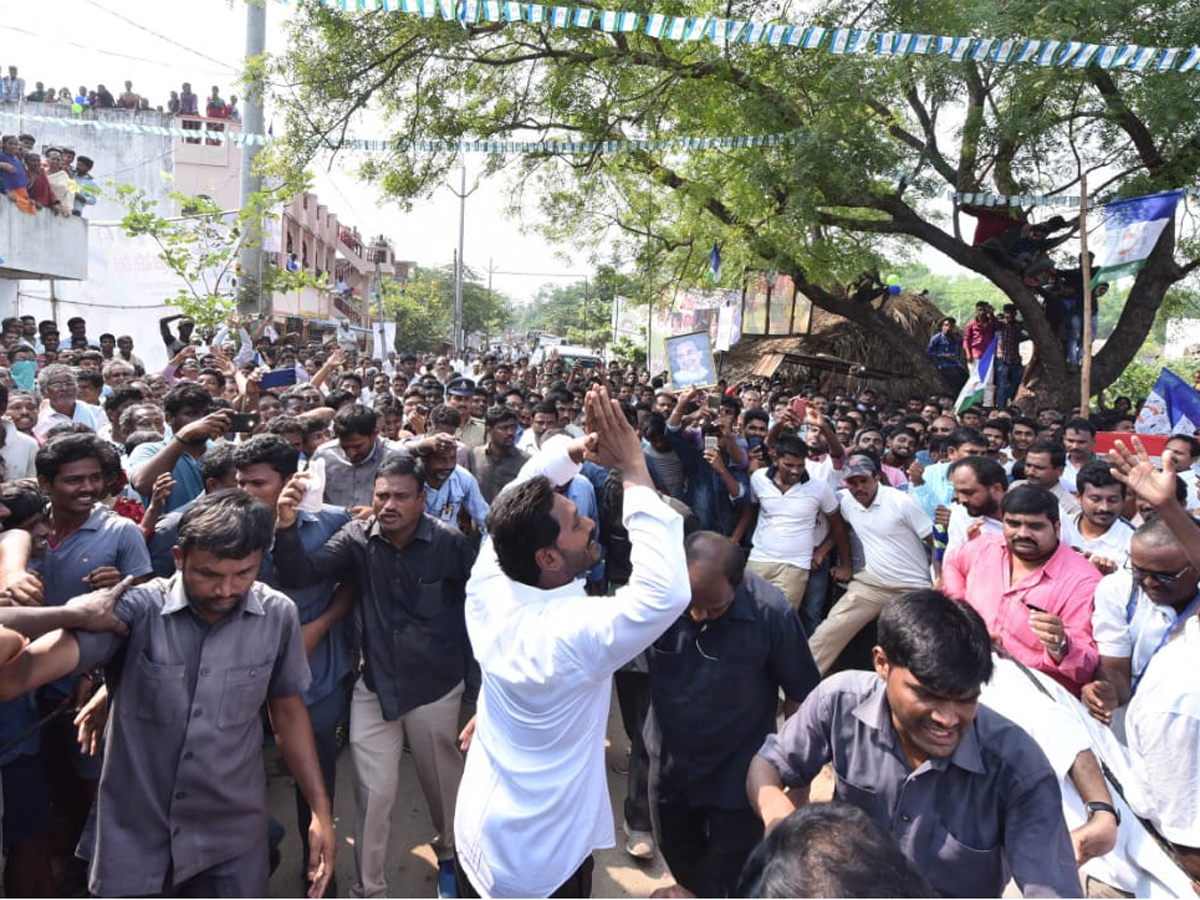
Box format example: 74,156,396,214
0,130,98,218
0,306,1195,898
2,66,239,122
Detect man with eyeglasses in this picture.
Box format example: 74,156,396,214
644,531,817,898
1101,438,1200,888
1083,516,1200,730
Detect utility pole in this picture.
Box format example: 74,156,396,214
452,166,467,357
372,247,385,356
237,0,267,316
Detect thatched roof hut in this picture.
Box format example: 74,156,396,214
719,291,950,397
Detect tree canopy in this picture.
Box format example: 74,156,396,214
384,261,513,352
273,0,1200,407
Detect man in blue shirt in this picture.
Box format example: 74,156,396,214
417,436,489,534
926,317,966,392
129,383,231,513
233,435,351,893
748,590,1081,898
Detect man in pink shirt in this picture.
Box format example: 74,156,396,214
962,302,997,368
942,484,1100,695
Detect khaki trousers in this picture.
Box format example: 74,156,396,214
349,678,465,898
807,572,922,674
745,561,810,611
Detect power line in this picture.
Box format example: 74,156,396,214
0,26,227,74
80,0,240,73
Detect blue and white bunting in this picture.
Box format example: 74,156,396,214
276,0,1200,73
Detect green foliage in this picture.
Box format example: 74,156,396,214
385,262,513,352
272,0,1200,404
115,182,320,331
1106,357,1199,404
610,335,647,369
512,281,610,349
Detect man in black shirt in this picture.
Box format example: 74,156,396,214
273,454,475,899
646,531,819,897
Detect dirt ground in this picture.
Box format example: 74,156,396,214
265,688,835,898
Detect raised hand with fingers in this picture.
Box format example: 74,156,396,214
1107,436,1177,508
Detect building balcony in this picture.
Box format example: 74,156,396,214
173,115,244,169
0,202,88,280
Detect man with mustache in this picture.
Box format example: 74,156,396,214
30,433,154,884
1071,462,1134,573
942,484,1101,696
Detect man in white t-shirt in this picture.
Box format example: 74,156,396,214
1099,436,1200,888
0,385,38,480
807,452,934,674
733,435,850,635
1082,516,1199,733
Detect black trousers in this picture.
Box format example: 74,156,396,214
455,854,594,898
652,798,762,898
613,669,652,832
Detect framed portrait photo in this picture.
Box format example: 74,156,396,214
666,330,717,390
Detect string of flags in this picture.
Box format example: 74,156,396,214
1,109,797,153
7,108,1200,208
278,0,1200,75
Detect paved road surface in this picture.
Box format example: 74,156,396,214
266,689,835,898
266,690,672,898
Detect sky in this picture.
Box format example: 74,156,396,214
1,0,583,303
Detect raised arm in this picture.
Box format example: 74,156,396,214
273,473,360,587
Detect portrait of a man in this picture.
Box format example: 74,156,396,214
666,331,716,389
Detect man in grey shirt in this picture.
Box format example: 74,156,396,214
0,492,335,898
747,589,1082,898
310,403,406,509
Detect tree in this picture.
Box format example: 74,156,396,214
273,0,1200,408
385,262,513,351
116,184,319,332
514,280,610,348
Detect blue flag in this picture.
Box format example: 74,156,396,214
708,242,721,284
1135,368,1200,435
1095,191,1184,283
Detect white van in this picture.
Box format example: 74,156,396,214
531,344,604,370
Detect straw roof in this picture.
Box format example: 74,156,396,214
720,291,950,396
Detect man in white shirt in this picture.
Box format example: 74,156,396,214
1072,461,1134,572
945,456,1007,551
0,384,38,480
454,386,690,898
1083,516,1200,732
1015,440,1081,518
1106,437,1200,889
732,435,850,635
33,365,105,441
807,453,934,674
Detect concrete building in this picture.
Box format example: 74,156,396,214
2,102,407,366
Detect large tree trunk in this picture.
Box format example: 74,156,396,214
872,199,1183,411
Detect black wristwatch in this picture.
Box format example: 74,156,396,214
1085,801,1120,825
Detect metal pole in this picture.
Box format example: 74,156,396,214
373,251,384,356
454,166,466,357
237,0,267,316
1079,173,1093,417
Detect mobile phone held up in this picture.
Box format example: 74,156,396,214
790,396,808,421
228,413,260,435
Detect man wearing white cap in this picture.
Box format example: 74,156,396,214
807,451,934,674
